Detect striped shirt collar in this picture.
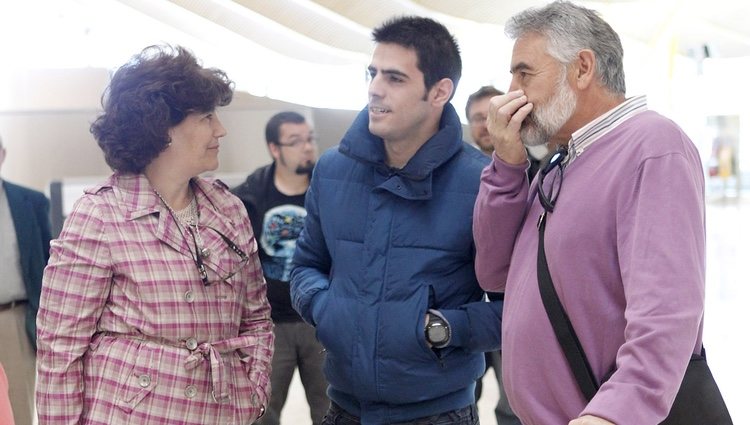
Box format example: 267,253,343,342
566,95,647,165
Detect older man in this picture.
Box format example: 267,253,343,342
473,2,706,425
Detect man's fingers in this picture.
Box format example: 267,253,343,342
483,90,530,164
507,102,532,133
488,92,528,129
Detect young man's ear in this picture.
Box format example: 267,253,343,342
430,78,454,106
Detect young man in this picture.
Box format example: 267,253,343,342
232,112,327,425
0,134,52,425
465,87,523,425
290,16,501,425
473,2,706,424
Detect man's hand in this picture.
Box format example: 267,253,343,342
569,415,615,425
424,313,432,348
487,90,533,165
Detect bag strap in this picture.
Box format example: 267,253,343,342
537,211,600,401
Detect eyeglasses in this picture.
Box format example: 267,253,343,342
188,225,249,286
276,137,317,148
469,114,487,126
537,146,568,213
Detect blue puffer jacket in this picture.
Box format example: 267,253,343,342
291,104,502,424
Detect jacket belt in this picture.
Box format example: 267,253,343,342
184,338,249,402
102,331,247,403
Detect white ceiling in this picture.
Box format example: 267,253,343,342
139,0,750,61
144,0,750,107
3,0,750,110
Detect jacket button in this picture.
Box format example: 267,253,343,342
184,290,195,303
185,385,198,399
186,337,198,350
138,374,151,388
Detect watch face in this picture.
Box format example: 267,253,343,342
428,324,448,343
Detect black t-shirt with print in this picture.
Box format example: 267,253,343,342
234,164,308,323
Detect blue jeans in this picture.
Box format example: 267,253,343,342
321,402,479,425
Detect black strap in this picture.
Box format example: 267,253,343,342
537,212,600,401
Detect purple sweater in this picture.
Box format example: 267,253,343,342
473,110,705,425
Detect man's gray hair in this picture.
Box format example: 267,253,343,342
505,0,626,95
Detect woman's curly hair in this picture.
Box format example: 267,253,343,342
90,45,234,173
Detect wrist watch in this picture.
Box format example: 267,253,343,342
425,312,451,348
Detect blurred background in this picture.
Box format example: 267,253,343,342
2,0,749,197
1,1,747,423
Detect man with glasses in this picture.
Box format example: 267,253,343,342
473,2,706,425
466,85,542,184
233,111,327,425
464,86,524,425
291,16,501,425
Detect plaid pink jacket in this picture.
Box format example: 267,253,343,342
36,173,274,425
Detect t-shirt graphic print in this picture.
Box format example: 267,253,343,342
260,204,307,281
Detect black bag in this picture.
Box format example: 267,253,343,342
536,212,733,424
661,352,732,424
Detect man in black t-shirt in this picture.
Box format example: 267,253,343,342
233,111,327,425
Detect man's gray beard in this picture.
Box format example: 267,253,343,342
521,76,577,147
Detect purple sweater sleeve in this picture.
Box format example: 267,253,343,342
472,153,530,292
582,150,705,424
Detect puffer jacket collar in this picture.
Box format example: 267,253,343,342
338,103,464,200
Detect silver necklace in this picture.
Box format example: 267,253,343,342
172,196,198,226
155,189,250,286
155,190,208,258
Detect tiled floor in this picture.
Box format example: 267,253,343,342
278,196,747,424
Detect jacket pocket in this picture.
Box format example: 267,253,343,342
380,284,439,366
233,352,267,423
114,342,163,413
314,239,361,354
314,287,352,366
311,289,330,328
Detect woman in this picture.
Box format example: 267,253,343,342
36,45,273,424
